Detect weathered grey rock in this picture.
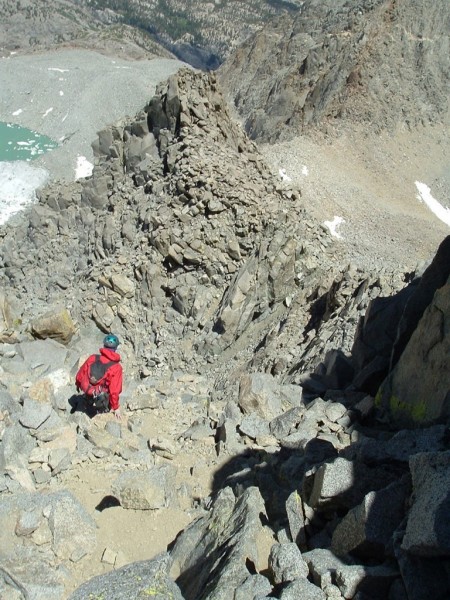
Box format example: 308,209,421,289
16,339,69,374
81,172,112,209
390,235,450,368
30,307,76,345
325,401,348,423
112,464,177,510
92,302,115,332
308,456,399,510
234,574,272,599
331,477,410,559
239,374,302,421
269,542,309,584
33,467,52,485
308,457,354,508
401,451,450,556
216,417,242,454
69,552,183,600
0,292,13,335
19,397,52,429
109,273,135,298
239,412,270,440
279,577,326,600
303,548,351,589
0,565,26,600
48,491,97,561
335,563,399,599
126,391,161,411
150,437,177,460
0,557,65,600
31,410,66,443
170,486,266,600
347,425,448,464
270,406,305,440
350,287,414,394
15,507,41,536
180,417,213,441
393,526,450,600
48,447,72,475
0,389,20,417
279,427,318,450
0,424,36,491
285,490,307,550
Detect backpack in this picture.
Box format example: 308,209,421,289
88,355,115,385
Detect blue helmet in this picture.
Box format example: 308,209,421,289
103,333,120,349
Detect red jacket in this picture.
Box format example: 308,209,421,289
75,347,123,411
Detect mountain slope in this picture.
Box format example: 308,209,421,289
0,0,299,66
0,0,174,59
218,0,450,141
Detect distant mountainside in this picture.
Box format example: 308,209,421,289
0,0,174,60
82,0,301,68
218,0,450,141
0,0,301,67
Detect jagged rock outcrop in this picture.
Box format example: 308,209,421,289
219,0,450,141
0,67,356,383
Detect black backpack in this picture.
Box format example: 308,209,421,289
89,355,115,385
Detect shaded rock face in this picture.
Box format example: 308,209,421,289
378,275,450,425
218,0,450,141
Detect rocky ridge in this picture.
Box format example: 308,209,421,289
0,65,449,599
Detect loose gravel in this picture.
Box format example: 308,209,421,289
0,48,188,181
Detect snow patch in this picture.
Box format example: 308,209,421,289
302,165,309,176
415,181,450,227
43,107,53,118
75,155,93,180
12,108,23,116
59,90,64,96
0,162,49,225
48,67,69,73
323,216,345,239
279,168,292,182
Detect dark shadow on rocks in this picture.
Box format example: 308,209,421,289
290,235,450,401
68,393,103,418
95,495,121,512
435,490,450,554
211,438,340,524
68,393,86,414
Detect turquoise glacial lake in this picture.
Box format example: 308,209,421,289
0,121,58,161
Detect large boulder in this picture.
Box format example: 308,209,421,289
69,553,183,600
30,308,76,345
401,451,450,557
377,274,450,425
112,465,177,510
169,486,269,600
331,477,410,559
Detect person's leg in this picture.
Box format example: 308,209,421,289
93,392,110,413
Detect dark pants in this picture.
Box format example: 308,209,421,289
92,392,110,412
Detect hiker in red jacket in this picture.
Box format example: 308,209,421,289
75,334,123,419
